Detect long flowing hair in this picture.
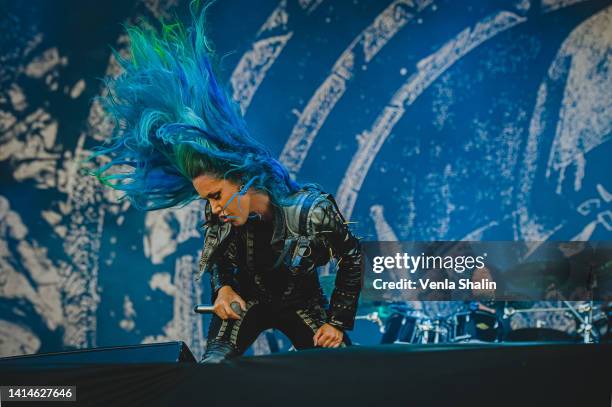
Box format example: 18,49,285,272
89,2,307,211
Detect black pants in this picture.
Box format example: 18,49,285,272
201,298,350,363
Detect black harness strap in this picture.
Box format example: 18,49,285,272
272,191,319,270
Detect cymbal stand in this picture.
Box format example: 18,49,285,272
562,300,597,343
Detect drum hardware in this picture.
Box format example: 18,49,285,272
503,306,571,317
562,300,597,343
392,316,450,345
502,300,602,343
377,307,451,344
411,317,450,344
373,297,610,345
415,320,433,344
576,302,592,313
451,310,500,342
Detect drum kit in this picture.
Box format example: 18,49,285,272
356,300,611,345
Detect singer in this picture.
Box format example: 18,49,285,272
89,3,362,363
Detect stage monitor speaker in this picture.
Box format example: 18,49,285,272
0,341,196,365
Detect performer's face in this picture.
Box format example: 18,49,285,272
192,174,251,226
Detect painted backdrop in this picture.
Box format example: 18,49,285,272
1,0,610,359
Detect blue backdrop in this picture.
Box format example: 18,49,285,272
0,0,610,359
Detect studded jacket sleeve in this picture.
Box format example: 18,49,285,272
310,196,363,330
199,200,239,296
208,233,239,295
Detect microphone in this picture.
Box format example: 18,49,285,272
194,302,244,317
193,304,215,314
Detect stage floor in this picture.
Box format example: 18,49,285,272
0,342,609,407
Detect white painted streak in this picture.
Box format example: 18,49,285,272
143,200,204,265
231,1,296,113
279,0,433,173
369,204,399,241
541,0,586,13
460,220,499,241
516,1,606,239
231,33,294,113
337,11,526,219
0,196,65,336
545,5,612,194
0,320,41,357
516,82,549,240
142,255,205,360
298,0,324,14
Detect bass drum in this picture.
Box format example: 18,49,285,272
381,312,427,344
380,312,408,344
381,312,450,344
452,311,501,342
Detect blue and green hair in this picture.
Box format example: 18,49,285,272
89,2,305,211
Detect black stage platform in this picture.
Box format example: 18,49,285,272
0,343,609,406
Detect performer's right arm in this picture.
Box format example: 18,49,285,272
209,237,246,320
209,236,239,293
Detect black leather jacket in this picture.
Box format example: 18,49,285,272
195,188,363,330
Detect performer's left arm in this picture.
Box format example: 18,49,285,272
311,196,363,347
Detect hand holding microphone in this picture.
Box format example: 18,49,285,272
194,286,246,320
